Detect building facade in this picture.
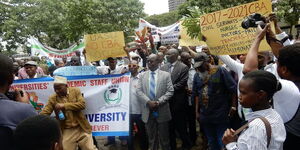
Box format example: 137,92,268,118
168,0,186,11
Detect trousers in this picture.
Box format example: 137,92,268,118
146,115,170,150
62,126,98,150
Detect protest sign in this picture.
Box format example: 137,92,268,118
53,66,98,76
137,19,180,44
11,73,130,136
179,22,206,46
84,31,126,62
29,37,84,59
200,0,272,55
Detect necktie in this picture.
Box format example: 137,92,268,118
149,71,156,100
169,64,173,73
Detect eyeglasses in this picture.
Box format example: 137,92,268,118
128,64,138,68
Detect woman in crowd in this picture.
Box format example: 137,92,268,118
222,70,286,150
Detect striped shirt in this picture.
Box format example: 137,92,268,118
226,108,286,150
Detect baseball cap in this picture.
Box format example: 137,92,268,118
193,52,210,68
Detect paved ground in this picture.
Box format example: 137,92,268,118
94,122,207,150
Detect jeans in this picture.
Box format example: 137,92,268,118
201,122,228,150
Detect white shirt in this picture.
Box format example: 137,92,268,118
219,55,300,123
130,74,142,114
187,66,196,89
187,66,196,106
226,108,286,150
218,55,252,118
276,32,291,46
170,61,177,73
96,65,126,75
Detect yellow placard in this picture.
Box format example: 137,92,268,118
200,0,272,55
179,22,206,46
84,31,126,62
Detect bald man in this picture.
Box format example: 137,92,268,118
161,49,192,150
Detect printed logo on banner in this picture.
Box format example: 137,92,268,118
104,85,122,105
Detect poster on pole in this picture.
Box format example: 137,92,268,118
84,31,126,62
200,0,272,55
11,73,130,136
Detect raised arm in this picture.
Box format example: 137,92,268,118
243,24,269,74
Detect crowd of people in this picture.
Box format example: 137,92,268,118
0,13,300,150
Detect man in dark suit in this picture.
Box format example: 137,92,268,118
161,48,192,150
137,54,174,150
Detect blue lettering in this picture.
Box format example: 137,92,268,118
100,113,106,122
121,112,126,121
95,114,100,122
107,113,112,121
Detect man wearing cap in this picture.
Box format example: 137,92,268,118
192,52,237,150
18,61,45,79
40,76,97,150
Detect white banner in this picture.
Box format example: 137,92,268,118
29,37,85,59
137,19,180,44
11,73,130,136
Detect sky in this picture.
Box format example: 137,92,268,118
140,0,169,15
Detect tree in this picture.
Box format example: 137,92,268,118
145,11,180,27
0,0,145,52
274,0,300,34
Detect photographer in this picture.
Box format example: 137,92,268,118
0,54,37,150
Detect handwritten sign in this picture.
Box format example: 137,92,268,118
53,66,98,76
84,31,126,62
200,0,272,55
179,22,206,46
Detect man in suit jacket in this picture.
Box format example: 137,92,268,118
161,48,192,150
137,54,174,150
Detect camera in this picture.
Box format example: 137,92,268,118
241,13,266,29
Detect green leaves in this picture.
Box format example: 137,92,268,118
274,0,300,33
181,7,204,40
145,11,180,27
0,0,145,51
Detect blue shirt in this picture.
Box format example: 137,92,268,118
192,66,237,123
0,93,37,129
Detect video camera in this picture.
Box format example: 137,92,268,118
241,13,266,29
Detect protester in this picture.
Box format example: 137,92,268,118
192,52,237,150
0,54,37,150
222,70,286,150
161,48,192,150
128,60,149,150
242,24,300,150
97,57,128,146
67,56,82,66
48,59,65,76
180,52,197,145
40,76,98,150
13,115,63,150
137,54,174,150
18,60,45,79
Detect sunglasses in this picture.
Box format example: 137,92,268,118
128,64,138,68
